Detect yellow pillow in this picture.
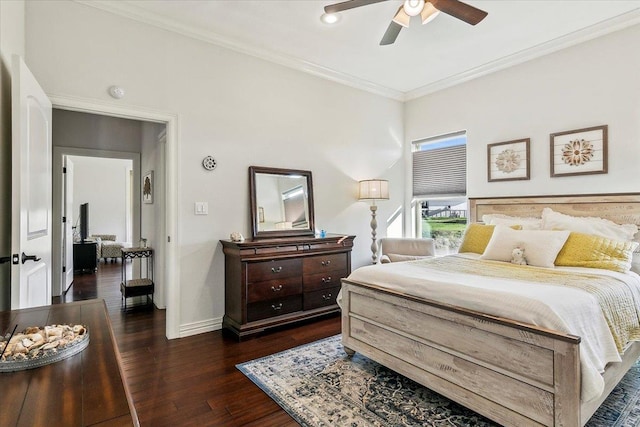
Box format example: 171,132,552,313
555,232,639,272
458,224,495,254
458,224,521,254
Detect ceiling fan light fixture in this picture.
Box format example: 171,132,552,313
320,12,341,24
403,0,425,17
391,6,411,28
420,2,440,24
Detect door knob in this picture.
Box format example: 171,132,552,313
21,252,41,264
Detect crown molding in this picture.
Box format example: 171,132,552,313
404,8,640,101
73,0,405,101
72,1,640,103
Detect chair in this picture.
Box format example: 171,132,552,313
379,238,436,263
91,234,125,263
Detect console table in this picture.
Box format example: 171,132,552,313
120,247,154,309
221,234,355,339
0,300,138,426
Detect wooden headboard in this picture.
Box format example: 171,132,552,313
469,193,640,228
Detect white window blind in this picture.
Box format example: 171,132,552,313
413,132,466,198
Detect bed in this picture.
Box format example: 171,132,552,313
340,194,640,427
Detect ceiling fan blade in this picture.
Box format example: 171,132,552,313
380,21,403,45
431,0,488,25
324,0,388,14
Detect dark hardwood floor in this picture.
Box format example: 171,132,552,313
57,261,341,426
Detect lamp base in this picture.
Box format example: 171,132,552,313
369,205,378,264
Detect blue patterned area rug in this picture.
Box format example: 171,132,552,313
237,335,640,427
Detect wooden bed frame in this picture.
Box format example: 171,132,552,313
341,194,640,427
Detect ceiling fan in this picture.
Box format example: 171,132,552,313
324,0,488,45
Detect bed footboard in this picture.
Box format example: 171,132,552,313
341,280,582,427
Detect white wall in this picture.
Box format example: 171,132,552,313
405,24,640,204
69,156,133,243
0,0,25,310
25,1,404,332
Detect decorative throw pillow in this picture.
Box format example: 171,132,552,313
480,225,570,268
555,232,639,272
458,224,522,254
541,208,638,242
482,214,542,230
458,224,498,254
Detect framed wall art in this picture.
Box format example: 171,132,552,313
550,125,608,177
487,138,530,182
143,170,153,204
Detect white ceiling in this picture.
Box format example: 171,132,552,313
83,0,640,100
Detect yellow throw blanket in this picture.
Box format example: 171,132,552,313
419,256,640,353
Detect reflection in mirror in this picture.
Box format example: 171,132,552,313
256,175,308,230
249,166,315,239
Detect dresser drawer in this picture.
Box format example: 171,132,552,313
302,253,347,274
247,295,302,322
247,277,302,303
247,258,302,283
303,269,348,292
304,287,340,311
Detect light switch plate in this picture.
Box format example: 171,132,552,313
195,202,208,215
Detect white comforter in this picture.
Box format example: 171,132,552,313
343,253,640,403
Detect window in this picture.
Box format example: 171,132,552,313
282,185,306,228
412,131,467,255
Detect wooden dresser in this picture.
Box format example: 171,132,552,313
221,234,355,339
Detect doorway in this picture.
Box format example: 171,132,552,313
49,100,180,339
53,147,140,294
51,109,146,298
65,155,134,279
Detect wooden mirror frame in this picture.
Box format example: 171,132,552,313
249,166,315,239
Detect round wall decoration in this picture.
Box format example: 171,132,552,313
202,156,217,171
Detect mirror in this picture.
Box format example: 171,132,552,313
249,166,315,239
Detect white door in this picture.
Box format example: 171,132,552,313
11,55,52,309
63,156,74,291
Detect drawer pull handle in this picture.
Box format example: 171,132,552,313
321,277,332,283
322,293,332,300
321,260,331,266
271,303,283,311
271,285,283,292
271,266,283,273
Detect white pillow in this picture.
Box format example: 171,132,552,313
482,214,542,230
541,207,638,241
480,225,570,268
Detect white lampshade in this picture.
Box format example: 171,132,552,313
392,7,411,28
358,180,390,201
421,2,440,24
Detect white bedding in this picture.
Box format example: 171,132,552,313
342,253,640,403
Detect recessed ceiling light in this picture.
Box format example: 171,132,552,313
320,12,341,25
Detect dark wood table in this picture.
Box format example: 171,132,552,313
0,300,138,426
